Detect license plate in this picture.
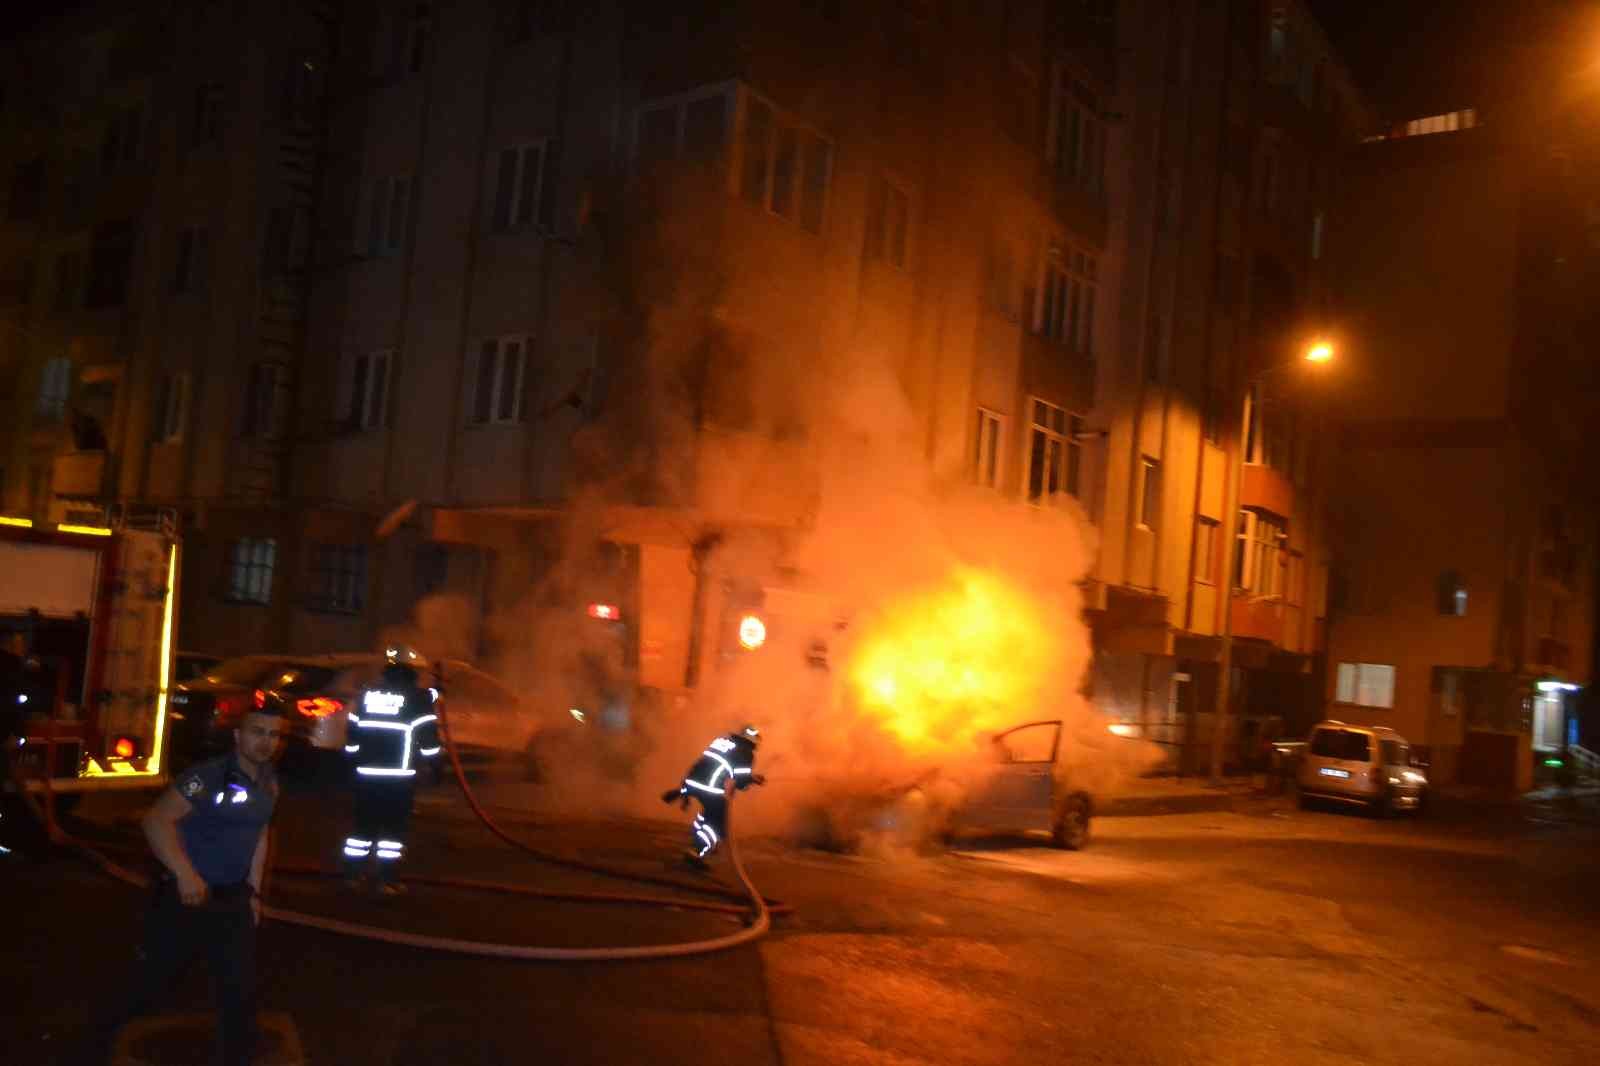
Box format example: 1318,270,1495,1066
1319,767,1351,779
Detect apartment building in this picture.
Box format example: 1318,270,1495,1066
1325,108,1598,789
1,1,1380,766
0,0,336,654
1087,0,1369,772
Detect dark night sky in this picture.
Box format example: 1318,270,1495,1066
3,1,1593,120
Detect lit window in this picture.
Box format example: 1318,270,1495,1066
1437,571,1467,617
1234,509,1287,596
1336,662,1396,709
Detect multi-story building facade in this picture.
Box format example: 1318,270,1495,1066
1,1,1376,775
1325,106,1597,789
0,0,336,654
1088,0,1369,772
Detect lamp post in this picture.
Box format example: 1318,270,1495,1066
1208,341,1334,783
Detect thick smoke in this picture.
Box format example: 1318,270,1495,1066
387,171,1163,848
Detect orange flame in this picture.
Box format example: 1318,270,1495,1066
844,567,1063,755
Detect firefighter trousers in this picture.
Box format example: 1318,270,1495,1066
690,794,728,858
345,778,415,880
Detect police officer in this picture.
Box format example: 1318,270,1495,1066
93,698,287,1064
662,724,765,865
341,647,440,894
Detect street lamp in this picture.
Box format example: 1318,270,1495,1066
1208,341,1334,783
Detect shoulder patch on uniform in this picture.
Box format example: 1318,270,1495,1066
180,775,203,798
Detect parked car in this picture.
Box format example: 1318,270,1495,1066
170,654,431,776
1294,720,1429,816
173,651,223,684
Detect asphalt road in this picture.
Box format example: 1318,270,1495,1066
4,783,1598,1065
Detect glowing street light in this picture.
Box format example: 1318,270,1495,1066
1305,341,1334,364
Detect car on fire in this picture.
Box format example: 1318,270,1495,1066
798,719,1095,853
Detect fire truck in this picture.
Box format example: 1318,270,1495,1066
0,510,180,801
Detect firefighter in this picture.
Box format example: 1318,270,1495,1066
661,724,765,865
341,646,441,894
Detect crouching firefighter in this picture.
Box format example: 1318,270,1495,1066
342,647,441,894
661,725,765,865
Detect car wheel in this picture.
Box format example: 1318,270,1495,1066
1051,793,1091,850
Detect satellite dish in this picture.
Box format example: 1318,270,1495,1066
375,499,418,540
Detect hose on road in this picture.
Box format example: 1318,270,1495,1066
5,691,777,961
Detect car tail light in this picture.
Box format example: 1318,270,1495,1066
253,689,267,710
214,695,243,719
296,696,343,719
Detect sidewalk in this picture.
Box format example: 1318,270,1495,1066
1096,774,1268,817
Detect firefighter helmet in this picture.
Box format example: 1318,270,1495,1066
740,724,761,747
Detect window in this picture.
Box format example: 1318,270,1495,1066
972,408,1003,489
471,336,528,425
151,372,190,444
1310,727,1372,761
226,538,276,605
1138,458,1161,530
37,357,72,422
173,226,209,292
86,219,137,309
346,350,391,432
509,0,576,40
1380,739,1409,767
1234,509,1287,596
1047,68,1104,192
1437,570,1467,617
1435,668,1461,718
1335,663,1396,709
1194,517,1218,583
367,176,411,256
277,55,322,125
635,88,732,171
241,362,288,440
1026,399,1082,505
492,142,550,232
8,158,43,221
405,7,432,75
192,82,224,147
740,96,832,235
262,205,308,277
100,104,144,174
1035,248,1097,354
54,252,82,312
307,544,367,613
865,175,910,268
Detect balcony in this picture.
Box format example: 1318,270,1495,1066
1240,463,1293,519
52,450,108,499
1019,332,1095,415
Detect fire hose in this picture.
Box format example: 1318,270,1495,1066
4,698,779,961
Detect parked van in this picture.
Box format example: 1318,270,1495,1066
1296,721,1428,815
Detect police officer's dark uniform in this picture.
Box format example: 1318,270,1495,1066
342,658,440,891
101,746,278,1063
662,725,765,861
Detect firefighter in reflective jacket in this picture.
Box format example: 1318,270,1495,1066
341,649,440,893
661,724,765,863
